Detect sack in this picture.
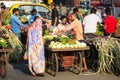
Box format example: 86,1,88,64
23,51,28,60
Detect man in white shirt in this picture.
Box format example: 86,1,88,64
83,8,102,34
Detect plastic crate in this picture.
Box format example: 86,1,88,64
62,56,75,67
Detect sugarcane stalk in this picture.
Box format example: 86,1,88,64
88,37,120,74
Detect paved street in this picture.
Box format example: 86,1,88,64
0,61,120,80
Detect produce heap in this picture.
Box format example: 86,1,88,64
88,37,120,74
44,35,87,49
0,27,23,62
95,24,104,36
0,27,10,48
0,38,7,48
19,16,28,24
117,17,120,24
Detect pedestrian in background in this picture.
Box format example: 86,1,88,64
104,7,117,37
101,6,107,20
73,7,83,23
1,5,11,25
73,0,80,7
0,2,4,7
67,13,72,24
28,9,41,25
0,2,5,20
94,6,102,20
83,8,102,34
10,8,27,39
51,2,59,27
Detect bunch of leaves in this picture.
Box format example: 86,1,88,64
58,35,70,44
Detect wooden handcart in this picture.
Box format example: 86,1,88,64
45,46,90,76
0,49,13,77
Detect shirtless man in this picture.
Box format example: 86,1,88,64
60,13,87,72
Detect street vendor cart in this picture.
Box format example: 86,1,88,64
45,46,90,76
0,48,13,77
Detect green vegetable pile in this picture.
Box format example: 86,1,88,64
44,29,49,35
0,38,7,48
58,35,70,44
44,35,54,42
117,18,120,24
95,24,104,36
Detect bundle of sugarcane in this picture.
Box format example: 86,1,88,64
90,37,120,74
7,30,24,62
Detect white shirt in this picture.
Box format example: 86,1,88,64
83,13,102,33
96,10,102,19
52,23,69,36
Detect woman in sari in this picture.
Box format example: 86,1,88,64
27,17,45,76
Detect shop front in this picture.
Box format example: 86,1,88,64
114,0,120,17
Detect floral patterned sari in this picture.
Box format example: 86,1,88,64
28,18,45,76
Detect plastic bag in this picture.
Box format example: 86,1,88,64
23,51,28,60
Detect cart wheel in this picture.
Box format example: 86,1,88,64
0,62,7,78
84,50,90,58
51,53,58,76
78,52,82,70
91,60,98,72
73,52,82,74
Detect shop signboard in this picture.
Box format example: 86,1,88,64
102,0,112,7
114,0,120,7
90,0,101,6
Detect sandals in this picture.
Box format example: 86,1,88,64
82,69,87,73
